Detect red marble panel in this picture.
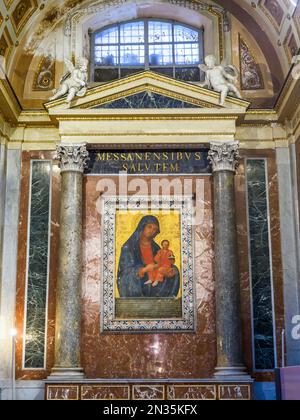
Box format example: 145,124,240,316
167,384,216,400
15,148,284,384
132,385,165,400
15,151,60,380
46,385,79,400
218,384,251,400
81,385,130,400
82,175,216,379
236,150,285,382
46,381,252,400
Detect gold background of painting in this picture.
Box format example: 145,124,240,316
115,210,182,299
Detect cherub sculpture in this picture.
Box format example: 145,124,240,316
49,57,88,106
199,55,242,105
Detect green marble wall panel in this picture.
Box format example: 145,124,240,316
24,161,52,369
246,159,276,371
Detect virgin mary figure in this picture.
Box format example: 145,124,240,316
117,215,180,298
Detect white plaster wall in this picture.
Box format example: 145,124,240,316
0,149,22,399
276,146,300,366
0,144,7,298
0,381,45,401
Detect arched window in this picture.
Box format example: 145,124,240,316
91,19,204,82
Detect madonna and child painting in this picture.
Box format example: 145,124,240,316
117,215,180,298
115,211,182,320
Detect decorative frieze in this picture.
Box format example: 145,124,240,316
45,382,252,400
208,141,239,173
239,36,264,90
56,143,89,173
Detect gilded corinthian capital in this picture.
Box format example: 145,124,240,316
208,141,240,173
56,143,89,173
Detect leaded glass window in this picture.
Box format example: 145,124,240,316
91,20,204,83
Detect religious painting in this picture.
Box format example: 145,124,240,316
101,196,195,332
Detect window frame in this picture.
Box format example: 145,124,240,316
90,18,204,82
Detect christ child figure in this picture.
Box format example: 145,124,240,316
144,240,175,287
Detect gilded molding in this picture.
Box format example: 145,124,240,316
207,6,224,62
246,109,277,115
208,141,239,173
56,143,89,173
20,111,49,116
55,115,239,121
80,85,216,109
60,131,236,137
3,0,14,9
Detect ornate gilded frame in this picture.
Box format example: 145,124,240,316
101,195,196,332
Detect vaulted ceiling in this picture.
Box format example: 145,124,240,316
0,0,299,109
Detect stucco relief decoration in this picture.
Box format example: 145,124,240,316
11,0,38,36
262,0,285,27
0,36,8,57
24,0,83,53
168,0,229,31
49,57,88,105
288,34,298,59
56,143,90,173
294,2,300,39
64,0,130,37
33,53,56,91
283,26,298,62
63,0,226,38
208,141,240,173
0,28,13,61
199,55,242,105
239,36,264,90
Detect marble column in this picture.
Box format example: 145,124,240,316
208,141,248,378
50,143,89,379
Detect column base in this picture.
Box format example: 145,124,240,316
48,367,85,381
214,366,252,381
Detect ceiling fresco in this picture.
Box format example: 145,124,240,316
0,0,298,108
